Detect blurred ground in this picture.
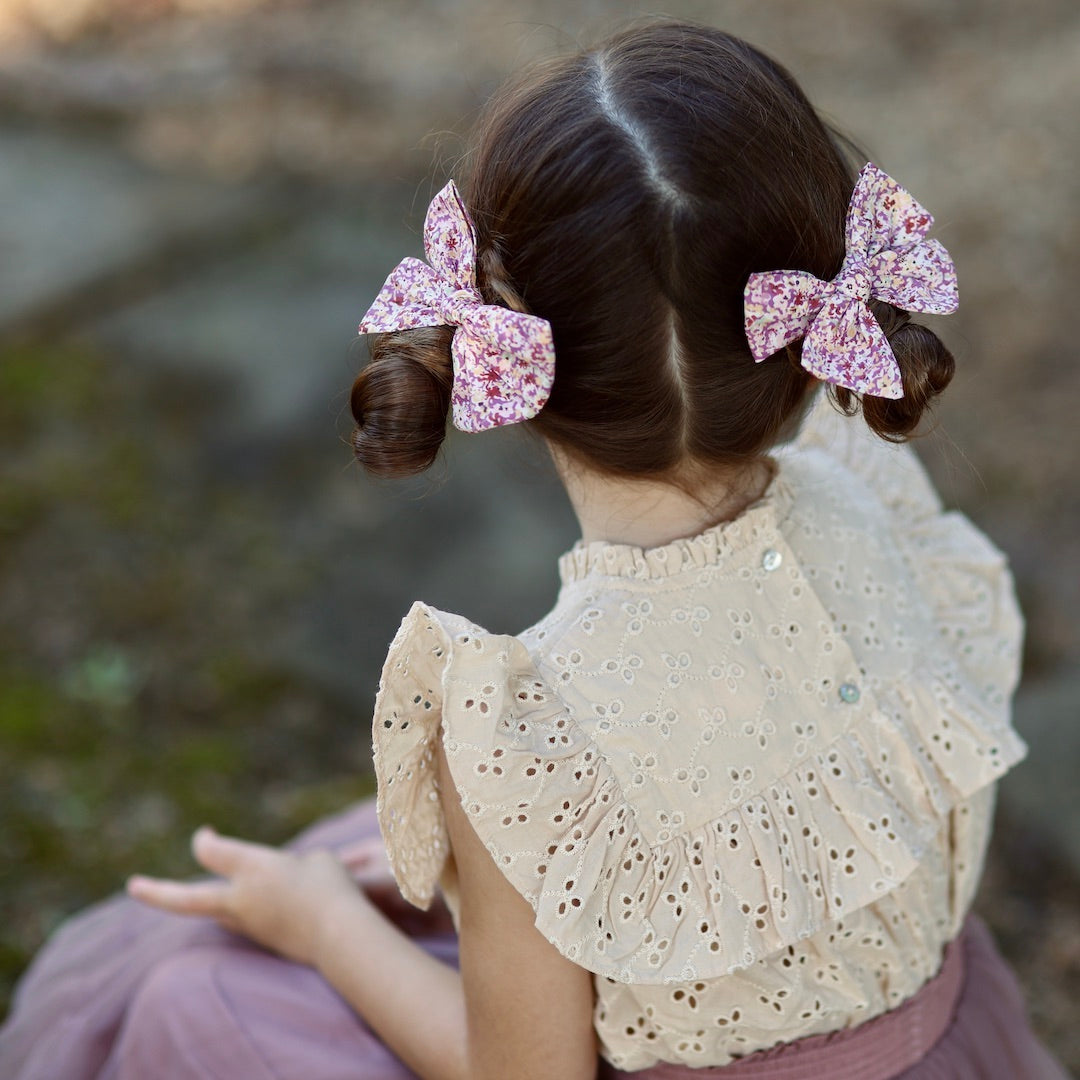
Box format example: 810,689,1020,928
0,0,1077,1070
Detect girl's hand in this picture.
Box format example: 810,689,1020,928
127,827,366,968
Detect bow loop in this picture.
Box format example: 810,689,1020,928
358,181,555,432
743,270,826,360
358,258,445,335
743,163,958,401
849,163,935,258
868,239,958,315
422,182,477,291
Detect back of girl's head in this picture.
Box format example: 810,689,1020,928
351,20,954,479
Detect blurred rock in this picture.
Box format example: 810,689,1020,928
1001,671,1080,876
0,124,280,335
88,201,413,434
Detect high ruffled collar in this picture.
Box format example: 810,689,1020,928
557,458,792,584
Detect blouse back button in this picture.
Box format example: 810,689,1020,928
839,683,861,704
762,549,783,572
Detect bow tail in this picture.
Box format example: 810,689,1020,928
801,300,904,400
450,308,556,433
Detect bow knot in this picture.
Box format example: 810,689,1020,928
832,260,873,302
441,287,482,325
358,181,556,432
743,163,958,399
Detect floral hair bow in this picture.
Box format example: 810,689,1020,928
743,162,958,399
358,180,556,432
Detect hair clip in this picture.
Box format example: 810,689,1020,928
744,163,958,398
359,181,556,432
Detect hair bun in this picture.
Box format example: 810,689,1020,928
350,327,454,477
829,302,955,442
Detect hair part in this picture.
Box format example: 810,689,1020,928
351,19,955,479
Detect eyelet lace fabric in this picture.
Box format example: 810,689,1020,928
371,396,1027,1070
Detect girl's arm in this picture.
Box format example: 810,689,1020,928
434,740,599,1080
127,745,598,1080
314,743,598,1079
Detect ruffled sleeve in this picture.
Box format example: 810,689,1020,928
372,601,623,918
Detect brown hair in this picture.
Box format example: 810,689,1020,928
350,20,954,478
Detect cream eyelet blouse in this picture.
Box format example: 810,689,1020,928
371,397,1027,1070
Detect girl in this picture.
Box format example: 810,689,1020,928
1,19,1071,1080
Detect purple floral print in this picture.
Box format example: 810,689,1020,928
743,163,959,399
358,180,556,432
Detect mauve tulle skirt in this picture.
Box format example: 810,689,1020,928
1,800,1071,1080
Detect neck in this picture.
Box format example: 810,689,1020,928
551,448,776,549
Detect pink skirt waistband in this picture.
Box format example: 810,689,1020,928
604,915,969,1080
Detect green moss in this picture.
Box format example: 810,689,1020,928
169,732,246,776
0,340,372,1019
0,343,106,439
204,653,300,713
0,487,47,541
60,646,141,710
0,670,59,751
0,349,54,423
97,437,152,526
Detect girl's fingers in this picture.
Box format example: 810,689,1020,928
126,875,232,918
190,826,274,877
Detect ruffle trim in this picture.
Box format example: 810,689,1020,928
372,596,1026,986
557,463,788,584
